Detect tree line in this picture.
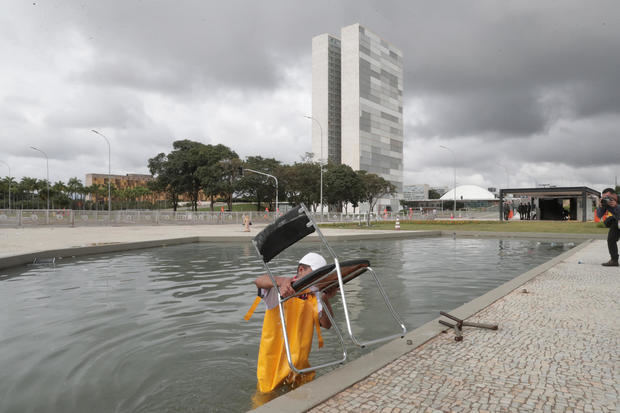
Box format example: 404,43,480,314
0,139,396,214
148,139,396,213
0,176,155,210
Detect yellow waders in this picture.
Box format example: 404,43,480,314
244,292,324,393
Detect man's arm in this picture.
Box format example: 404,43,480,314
599,195,620,219
609,196,620,218
318,287,339,329
254,275,295,298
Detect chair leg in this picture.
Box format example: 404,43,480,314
335,265,407,348
278,298,348,375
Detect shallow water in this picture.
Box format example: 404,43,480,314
0,237,577,412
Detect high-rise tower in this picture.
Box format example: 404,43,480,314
312,24,403,210
311,34,341,165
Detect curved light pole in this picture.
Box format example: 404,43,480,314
0,160,10,210
244,168,278,215
30,146,50,224
305,115,324,215
440,145,456,219
91,130,112,218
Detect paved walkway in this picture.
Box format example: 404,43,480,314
306,240,618,412
1,226,617,412
0,225,426,258
0,225,435,269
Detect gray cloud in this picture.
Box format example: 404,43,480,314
1,0,619,191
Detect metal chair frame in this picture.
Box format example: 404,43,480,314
252,203,406,374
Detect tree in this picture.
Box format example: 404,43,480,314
357,171,397,226
133,186,151,209
213,156,243,211
51,180,70,209
197,144,240,211
0,176,16,209
66,177,84,209
324,163,363,213
237,156,281,211
148,151,184,211
279,161,320,211
171,140,209,211
19,177,39,208
428,189,441,199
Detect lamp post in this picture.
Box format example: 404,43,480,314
305,115,324,215
91,130,112,219
30,146,50,224
0,160,10,210
440,145,456,219
244,168,278,215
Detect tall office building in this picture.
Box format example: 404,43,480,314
312,23,403,211
311,34,341,165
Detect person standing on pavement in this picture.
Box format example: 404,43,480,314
596,187,620,266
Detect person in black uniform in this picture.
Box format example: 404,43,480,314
596,188,620,267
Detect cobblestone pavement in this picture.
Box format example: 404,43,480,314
311,241,619,412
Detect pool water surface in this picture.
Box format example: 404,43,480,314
0,237,578,412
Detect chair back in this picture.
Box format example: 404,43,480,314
253,205,315,263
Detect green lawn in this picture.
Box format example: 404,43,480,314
323,220,608,235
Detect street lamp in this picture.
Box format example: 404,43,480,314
30,146,50,224
440,145,456,219
305,115,324,215
91,130,112,218
243,168,278,215
0,160,10,210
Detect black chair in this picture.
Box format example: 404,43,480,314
252,203,407,374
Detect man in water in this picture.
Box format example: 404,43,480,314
251,252,337,393
597,188,620,266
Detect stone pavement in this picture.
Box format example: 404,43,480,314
0,224,437,269
308,240,618,413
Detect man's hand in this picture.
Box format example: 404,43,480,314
322,285,339,300
254,275,295,297
277,277,295,298
601,192,618,208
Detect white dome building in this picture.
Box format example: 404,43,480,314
440,185,496,201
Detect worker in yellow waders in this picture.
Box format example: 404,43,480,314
244,252,337,395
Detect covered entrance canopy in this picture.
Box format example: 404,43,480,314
499,186,601,222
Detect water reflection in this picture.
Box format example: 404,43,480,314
0,238,578,412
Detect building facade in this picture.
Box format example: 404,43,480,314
312,23,404,212
311,34,341,165
403,184,429,201
85,173,160,201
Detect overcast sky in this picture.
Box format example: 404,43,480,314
1,0,619,192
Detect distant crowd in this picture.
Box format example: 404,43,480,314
504,202,535,220
517,203,535,220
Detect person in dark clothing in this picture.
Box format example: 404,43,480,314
526,203,531,220
596,188,620,267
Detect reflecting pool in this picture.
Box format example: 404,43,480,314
0,237,578,412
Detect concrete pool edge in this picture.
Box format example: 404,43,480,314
250,239,593,413
0,236,202,270
0,230,441,271
0,229,599,271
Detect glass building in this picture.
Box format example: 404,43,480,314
312,24,403,211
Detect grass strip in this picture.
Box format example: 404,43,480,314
322,220,608,234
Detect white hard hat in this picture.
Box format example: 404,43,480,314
298,252,327,271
